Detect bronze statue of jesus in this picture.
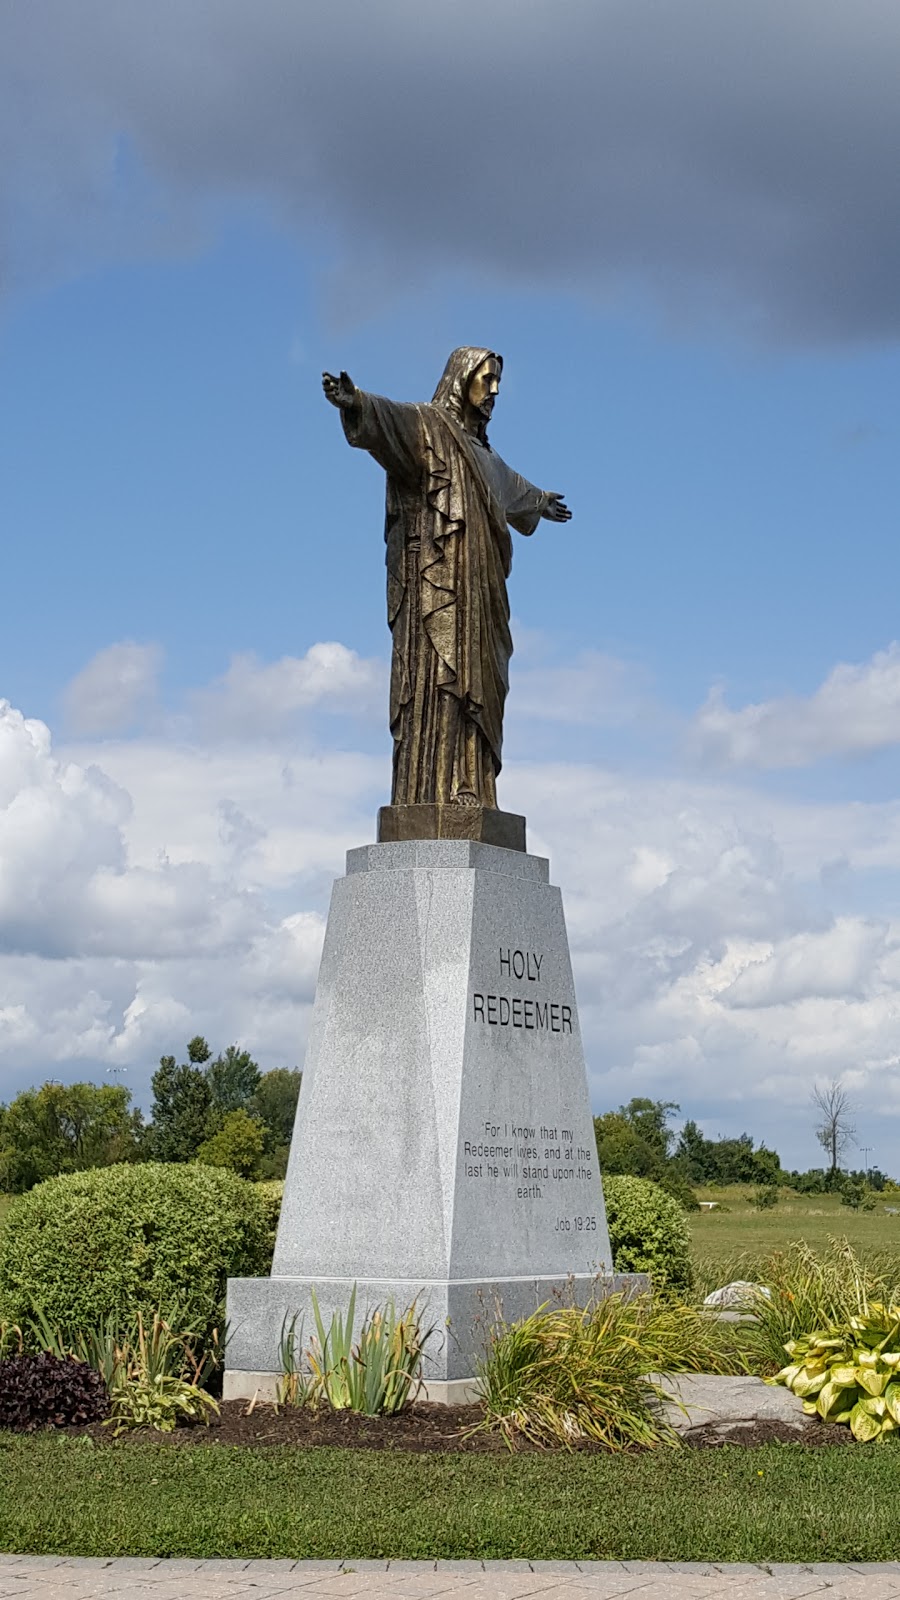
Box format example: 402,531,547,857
323,348,571,825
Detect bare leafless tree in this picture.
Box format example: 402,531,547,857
812,1078,856,1174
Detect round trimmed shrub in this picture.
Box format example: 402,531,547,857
0,1163,273,1348
603,1174,693,1295
255,1178,284,1251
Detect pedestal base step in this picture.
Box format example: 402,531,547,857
226,1272,643,1389
222,1370,482,1406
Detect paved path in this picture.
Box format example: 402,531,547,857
2,1558,900,1600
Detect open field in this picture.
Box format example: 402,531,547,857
690,1187,900,1284
2,1433,900,1563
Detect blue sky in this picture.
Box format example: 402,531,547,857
3,0,900,1170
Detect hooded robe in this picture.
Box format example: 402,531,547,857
341,347,549,808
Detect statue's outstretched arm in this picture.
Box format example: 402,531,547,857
322,369,422,486
541,492,572,523
322,370,359,411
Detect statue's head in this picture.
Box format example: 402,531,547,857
432,347,503,444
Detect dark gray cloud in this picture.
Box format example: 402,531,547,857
4,0,900,339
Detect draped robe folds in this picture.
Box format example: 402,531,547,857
343,391,547,808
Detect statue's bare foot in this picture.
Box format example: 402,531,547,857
451,791,480,808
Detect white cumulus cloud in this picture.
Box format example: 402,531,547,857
189,642,385,739
62,642,162,736
691,643,900,768
3,641,900,1166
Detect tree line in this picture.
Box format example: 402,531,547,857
594,1090,893,1208
0,1037,301,1193
2,1053,891,1202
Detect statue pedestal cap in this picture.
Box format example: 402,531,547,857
225,839,630,1402
378,803,526,852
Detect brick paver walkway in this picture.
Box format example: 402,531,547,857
2,1558,900,1600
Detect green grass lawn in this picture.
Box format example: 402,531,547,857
690,1187,900,1285
2,1434,900,1563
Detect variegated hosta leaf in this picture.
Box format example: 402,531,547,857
884,1382,900,1424
857,1368,889,1397
850,1401,883,1442
860,1395,886,1418
792,1369,829,1398
857,1350,880,1369
830,1365,860,1388
801,1400,818,1414
816,1380,846,1420
881,1352,900,1369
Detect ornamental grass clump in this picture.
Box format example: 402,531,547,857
741,1238,900,1373
278,1288,431,1415
475,1290,744,1451
771,1301,900,1441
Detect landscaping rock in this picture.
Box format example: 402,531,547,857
703,1280,770,1310
652,1373,806,1436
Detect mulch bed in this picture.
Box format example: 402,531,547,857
60,1400,855,1453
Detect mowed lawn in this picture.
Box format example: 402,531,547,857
3,1434,900,1563
690,1186,900,1283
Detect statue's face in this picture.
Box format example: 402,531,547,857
467,357,501,421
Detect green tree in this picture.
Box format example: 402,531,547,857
250,1067,302,1178
251,1068,301,1146
674,1118,713,1183
147,1040,212,1163
594,1099,697,1209
619,1098,680,1161
196,1108,265,1179
674,1121,783,1187
840,1175,876,1212
207,1045,261,1118
593,1113,667,1183
0,1082,142,1193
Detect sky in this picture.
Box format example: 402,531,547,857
2,0,900,1171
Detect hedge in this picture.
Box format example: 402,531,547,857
604,1173,693,1294
0,1163,273,1348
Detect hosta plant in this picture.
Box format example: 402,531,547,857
107,1371,219,1434
771,1301,900,1441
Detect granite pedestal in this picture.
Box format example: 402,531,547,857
225,839,624,1402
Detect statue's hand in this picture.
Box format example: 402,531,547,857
322,370,358,410
542,493,572,523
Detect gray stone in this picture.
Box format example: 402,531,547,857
653,1373,807,1434
227,841,621,1391
703,1281,771,1310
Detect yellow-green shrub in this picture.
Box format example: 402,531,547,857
0,1163,272,1350
604,1175,693,1295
